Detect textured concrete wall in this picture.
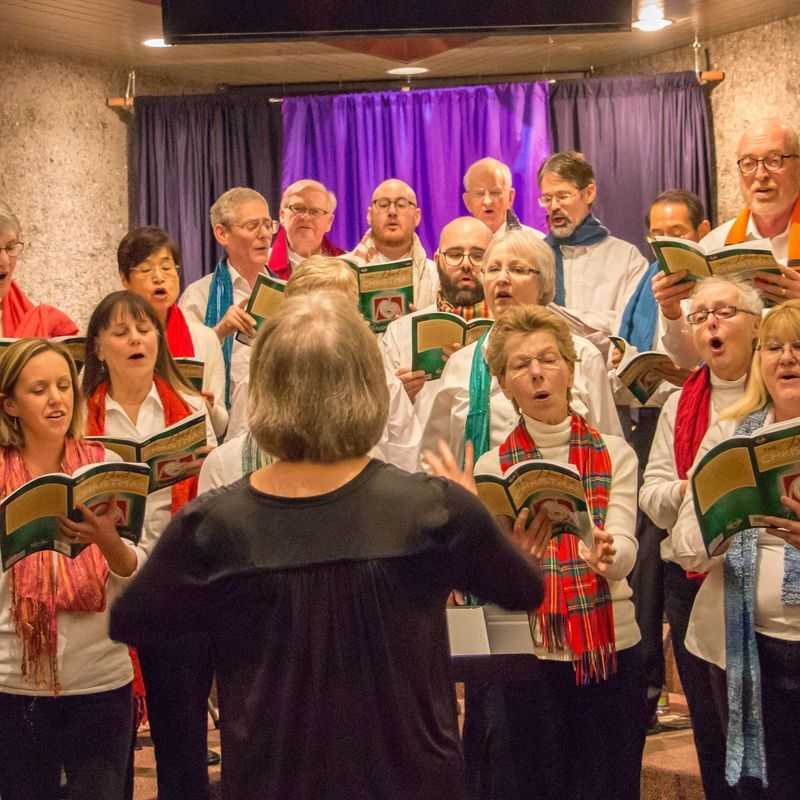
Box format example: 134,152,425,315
0,47,207,329
601,14,800,225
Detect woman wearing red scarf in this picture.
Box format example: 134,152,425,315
82,291,216,800
118,226,228,439
0,206,78,338
0,338,143,800
449,304,645,799
641,276,762,800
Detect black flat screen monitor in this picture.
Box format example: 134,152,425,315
162,1,632,44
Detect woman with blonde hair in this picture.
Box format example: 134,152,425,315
0,338,143,800
112,291,544,800
673,298,800,799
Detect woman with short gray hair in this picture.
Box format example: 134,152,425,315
111,290,544,800
0,204,78,337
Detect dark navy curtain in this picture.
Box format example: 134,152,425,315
134,93,282,285
550,72,714,256
281,82,552,254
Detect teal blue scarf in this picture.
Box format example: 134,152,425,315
464,331,493,464
545,214,610,306
724,406,800,788
204,259,234,407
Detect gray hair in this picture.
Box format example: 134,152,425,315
280,179,337,212
248,291,388,462
0,203,21,238
481,228,556,305
463,158,513,191
209,187,269,228
690,275,764,316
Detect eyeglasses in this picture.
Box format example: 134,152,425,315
512,351,564,370
440,248,485,268
284,205,329,219
736,153,800,175
686,305,758,325
130,262,181,278
466,189,505,201
483,263,541,279
537,191,580,208
234,217,280,234
371,198,417,211
759,340,800,359
0,242,24,258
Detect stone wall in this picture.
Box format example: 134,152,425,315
601,14,800,225
0,47,207,328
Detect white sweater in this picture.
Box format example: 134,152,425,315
474,415,640,658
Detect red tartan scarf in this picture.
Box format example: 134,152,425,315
499,414,617,684
85,375,199,516
435,291,490,320
3,437,108,692
674,365,712,480
725,192,800,267
267,226,344,280
164,304,195,358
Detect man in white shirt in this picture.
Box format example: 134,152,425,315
380,216,492,417
462,157,544,237
538,151,648,336
267,179,341,279
346,178,439,309
178,187,273,404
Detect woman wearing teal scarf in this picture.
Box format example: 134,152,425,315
672,299,800,798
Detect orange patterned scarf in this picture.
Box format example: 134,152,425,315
3,437,108,692
725,193,800,267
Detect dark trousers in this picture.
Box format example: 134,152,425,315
710,635,800,800
0,683,134,800
663,562,736,800
620,407,666,703
502,645,648,800
137,633,214,800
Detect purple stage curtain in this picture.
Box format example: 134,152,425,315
134,93,282,285
281,82,551,254
550,72,714,256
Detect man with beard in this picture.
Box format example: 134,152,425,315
381,217,492,417
462,157,545,236
538,151,648,336
347,178,439,310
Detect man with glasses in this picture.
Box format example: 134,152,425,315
462,157,545,236
347,178,439,309
381,216,493,415
538,151,648,337
267,179,342,279
700,118,800,301
180,187,276,405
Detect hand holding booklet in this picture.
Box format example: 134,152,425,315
0,462,150,571
475,460,594,549
235,274,287,346
691,417,800,556
86,412,207,492
411,312,493,379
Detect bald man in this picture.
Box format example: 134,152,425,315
380,216,492,416
657,118,800,367
462,157,545,237
347,178,439,309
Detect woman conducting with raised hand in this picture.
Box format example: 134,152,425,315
111,291,544,800
118,226,229,438
672,299,800,799
447,303,646,800
82,290,216,800
0,338,143,800
0,204,78,337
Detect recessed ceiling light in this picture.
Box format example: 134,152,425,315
632,6,673,32
386,66,429,76
143,38,172,48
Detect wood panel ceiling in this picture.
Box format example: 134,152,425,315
5,0,800,89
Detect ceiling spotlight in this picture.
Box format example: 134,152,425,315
632,6,673,32
143,38,172,48
386,66,429,76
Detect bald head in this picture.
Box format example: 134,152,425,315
462,158,515,233
367,178,421,256
434,216,491,307
438,216,493,252
736,118,800,227
370,179,418,206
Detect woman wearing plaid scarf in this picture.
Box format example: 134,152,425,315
471,304,647,800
